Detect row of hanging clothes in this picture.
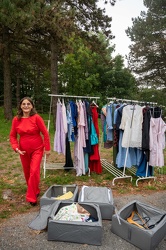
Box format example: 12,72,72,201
54,97,102,176
101,99,166,177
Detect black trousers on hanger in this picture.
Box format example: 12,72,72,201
63,135,74,170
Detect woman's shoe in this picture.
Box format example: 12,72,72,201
30,202,37,206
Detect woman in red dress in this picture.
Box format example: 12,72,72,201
10,97,50,206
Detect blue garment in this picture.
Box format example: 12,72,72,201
101,113,107,142
116,130,141,168
106,104,113,141
101,106,107,143
84,153,89,173
90,116,98,145
69,101,78,136
136,153,153,177
66,103,74,142
115,104,126,129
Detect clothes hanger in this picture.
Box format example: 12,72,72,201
57,98,62,104
91,100,98,107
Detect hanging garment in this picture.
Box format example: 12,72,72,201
83,101,93,154
142,107,151,161
120,104,143,148
63,135,74,170
83,101,89,140
66,102,74,142
89,106,102,174
106,104,113,141
101,107,113,149
136,152,153,177
69,101,78,136
116,130,141,168
62,99,68,134
101,112,107,142
113,104,126,166
150,106,162,118
90,117,99,145
112,104,121,166
149,116,166,167
53,101,66,155
142,105,163,163
74,100,86,176
115,104,127,129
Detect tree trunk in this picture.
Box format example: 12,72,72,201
16,76,20,107
16,56,21,107
50,37,59,128
3,27,13,120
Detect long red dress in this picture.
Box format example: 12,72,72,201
10,114,50,203
89,106,102,174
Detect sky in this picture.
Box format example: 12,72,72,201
98,0,147,64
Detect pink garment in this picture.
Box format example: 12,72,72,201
54,101,66,155
74,100,86,176
62,100,68,134
83,101,89,140
149,117,166,167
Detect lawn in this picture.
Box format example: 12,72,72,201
0,107,165,224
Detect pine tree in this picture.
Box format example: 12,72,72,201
126,0,166,87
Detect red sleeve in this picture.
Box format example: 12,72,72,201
9,117,19,151
35,114,51,151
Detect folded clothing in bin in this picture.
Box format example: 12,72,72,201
52,202,97,222
40,184,78,206
47,201,103,245
111,200,166,250
78,185,114,220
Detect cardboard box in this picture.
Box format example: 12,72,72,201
111,200,166,250
47,202,102,245
40,184,78,206
78,186,114,220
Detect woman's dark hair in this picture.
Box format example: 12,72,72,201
17,97,37,119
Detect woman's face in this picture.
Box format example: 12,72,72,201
20,99,33,116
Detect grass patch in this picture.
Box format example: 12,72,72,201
0,107,166,223
0,210,11,219
144,185,158,191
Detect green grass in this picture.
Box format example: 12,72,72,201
0,106,166,223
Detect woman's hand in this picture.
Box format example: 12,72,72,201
16,148,26,155
45,150,50,158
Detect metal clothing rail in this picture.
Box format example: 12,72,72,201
43,94,100,178
100,97,157,186
48,94,100,99
46,94,100,131
107,97,157,106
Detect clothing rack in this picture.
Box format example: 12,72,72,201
101,97,157,186
107,97,157,106
43,94,100,178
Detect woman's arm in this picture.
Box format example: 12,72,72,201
9,117,19,151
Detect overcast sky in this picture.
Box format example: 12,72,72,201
99,0,147,64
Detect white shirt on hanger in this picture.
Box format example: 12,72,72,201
120,104,143,148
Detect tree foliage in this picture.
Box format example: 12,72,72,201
126,0,166,87
0,0,137,120
59,35,137,105
0,0,116,120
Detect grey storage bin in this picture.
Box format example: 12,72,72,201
40,184,78,206
47,201,102,245
78,186,114,220
111,200,166,250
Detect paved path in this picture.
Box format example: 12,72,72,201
0,191,166,250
